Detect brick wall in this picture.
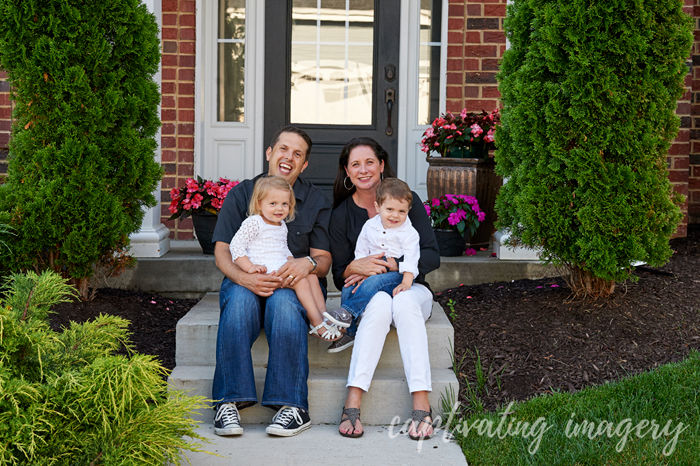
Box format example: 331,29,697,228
447,0,692,237
0,70,11,175
161,0,196,240
689,0,700,225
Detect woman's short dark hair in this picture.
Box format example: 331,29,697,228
332,137,396,208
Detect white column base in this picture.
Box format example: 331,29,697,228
494,230,540,261
130,223,171,258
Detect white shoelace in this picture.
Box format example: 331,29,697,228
216,403,241,426
271,406,303,427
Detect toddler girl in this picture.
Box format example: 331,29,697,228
229,176,340,341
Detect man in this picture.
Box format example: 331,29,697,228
210,126,332,437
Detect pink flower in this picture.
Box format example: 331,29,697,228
465,248,477,256
477,211,486,222
484,128,495,143
434,142,440,147
425,127,435,138
448,212,461,226
170,187,180,200
431,198,440,207
460,108,468,119
470,124,483,137
168,199,179,214
424,204,431,216
185,178,199,193
190,193,204,210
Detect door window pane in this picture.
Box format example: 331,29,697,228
290,0,374,125
218,0,246,122
418,0,441,125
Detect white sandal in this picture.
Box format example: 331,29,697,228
309,320,341,341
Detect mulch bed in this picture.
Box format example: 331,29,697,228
49,289,199,370
437,224,700,412
48,226,699,414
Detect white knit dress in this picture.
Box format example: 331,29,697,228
229,215,293,272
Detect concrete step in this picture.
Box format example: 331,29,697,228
175,293,455,370
168,365,459,425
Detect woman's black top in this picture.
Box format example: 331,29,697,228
329,190,440,293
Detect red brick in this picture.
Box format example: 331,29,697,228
161,123,176,135
464,85,480,98
500,45,507,56
180,14,195,27
0,134,8,147
463,99,498,112
161,136,176,148
464,45,498,58
676,102,691,115
448,17,464,30
178,123,195,135
177,231,194,240
161,95,176,108
482,58,500,71
464,58,480,71
180,28,196,40
674,183,689,196
162,13,177,26
466,4,481,15
178,97,195,109
178,150,194,163
162,68,177,80
482,86,501,98
446,100,464,113
484,4,507,16
0,71,6,79
689,177,700,190
162,27,178,40
162,150,177,162
676,129,690,142
446,72,463,85
179,55,196,68
179,69,195,81
483,31,506,44
446,86,463,98
668,170,689,182
0,120,10,131
464,31,481,44
181,0,196,13
162,0,178,11
682,90,692,101
447,59,463,71
668,143,690,156
161,82,176,94
179,110,195,122
0,94,9,106
449,4,465,16
162,54,178,67
449,31,465,44
467,0,501,3
673,223,687,239
178,137,194,149
161,176,176,189
0,107,11,119
161,109,177,121
178,164,194,176
179,83,195,96
180,41,196,55
447,45,463,59
692,80,700,91
674,156,690,169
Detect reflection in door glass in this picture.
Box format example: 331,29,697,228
291,0,374,125
418,0,441,125
218,0,245,122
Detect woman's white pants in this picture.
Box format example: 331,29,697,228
346,284,433,393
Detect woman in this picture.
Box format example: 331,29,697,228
329,137,440,439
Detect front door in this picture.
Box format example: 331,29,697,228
264,0,401,197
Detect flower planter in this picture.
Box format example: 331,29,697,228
426,156,502,248
434,229,468,257
446,143,486,159
191,211,218,255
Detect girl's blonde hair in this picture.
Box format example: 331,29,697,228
248,176,296,222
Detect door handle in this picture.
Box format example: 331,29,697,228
385,88,395,136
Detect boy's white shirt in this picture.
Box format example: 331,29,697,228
353,215,420,278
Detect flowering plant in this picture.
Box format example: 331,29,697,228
423,194,485,236
420,108,500,157
168,176,239,220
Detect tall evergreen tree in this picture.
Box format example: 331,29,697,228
0,0,162,298
496,0,692,297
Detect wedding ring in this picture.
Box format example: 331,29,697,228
289,275,294,280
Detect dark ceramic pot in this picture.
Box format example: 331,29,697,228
434,228,469,257
191,211,218,255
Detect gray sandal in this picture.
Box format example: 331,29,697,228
339,407,363,438
409,408,435,440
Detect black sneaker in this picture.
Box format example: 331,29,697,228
323,308,353,328
265,406,311,437
214,402,243,436
327,334,355,353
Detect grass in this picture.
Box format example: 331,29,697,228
443,350,700,465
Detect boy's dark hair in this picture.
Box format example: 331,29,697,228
269,126,313,162
376,178,413,206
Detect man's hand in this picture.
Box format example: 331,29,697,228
347,253,391,277
215,242,282,297
274,257,314,288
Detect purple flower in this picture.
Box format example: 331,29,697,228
448,212,461,226
457,209,467,219
432,198,440,207
424,204,431,216
465,248,477,256
477,211,486,222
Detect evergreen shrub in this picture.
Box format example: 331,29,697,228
495,0,693,297
0,271,209,465
0,0,163,298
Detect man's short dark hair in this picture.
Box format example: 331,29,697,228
269,126,313,162
376,178,413,206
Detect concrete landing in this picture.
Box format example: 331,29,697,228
179,424,468,466
100,240,557,298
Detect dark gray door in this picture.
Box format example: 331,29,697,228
265,0,401,197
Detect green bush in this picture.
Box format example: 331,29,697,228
0,0,163,298
495,0,693,297
0,271,208,465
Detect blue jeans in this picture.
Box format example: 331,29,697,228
340,272,402,336
212,277,322,412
